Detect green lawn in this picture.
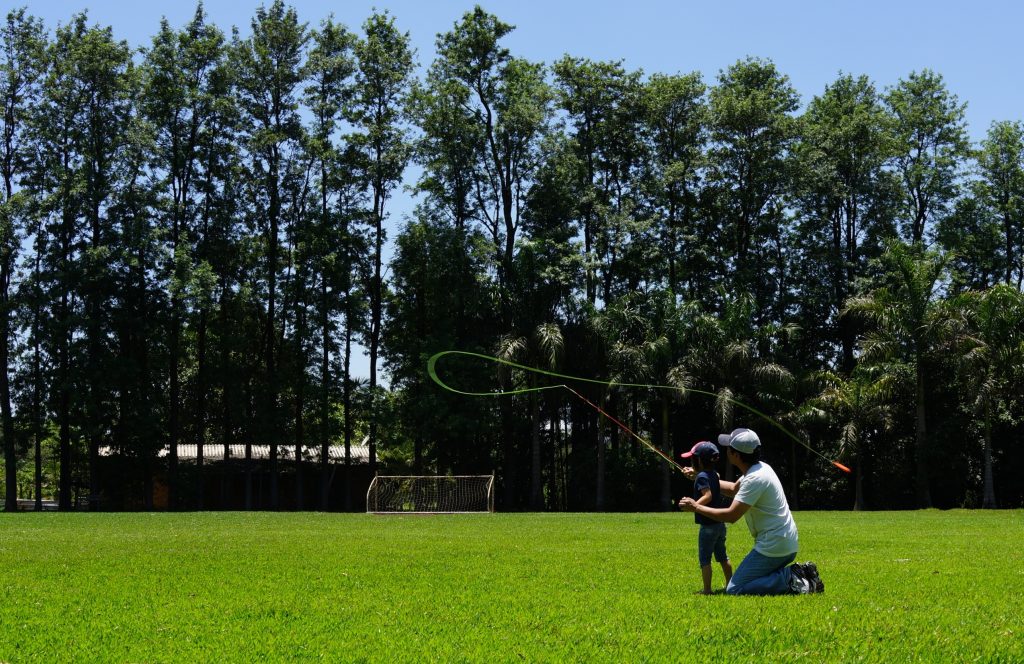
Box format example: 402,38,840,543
0,511,1021,662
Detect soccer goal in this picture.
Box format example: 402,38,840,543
366,475,495,514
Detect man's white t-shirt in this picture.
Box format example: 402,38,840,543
733,461,799,557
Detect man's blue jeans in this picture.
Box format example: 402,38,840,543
725,548,796,595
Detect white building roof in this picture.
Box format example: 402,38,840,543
98,443,370,464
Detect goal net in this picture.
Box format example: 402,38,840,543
366,475,495,513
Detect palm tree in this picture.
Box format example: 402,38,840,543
531,323,563,509
805,366,896,510
950,284,1024,507
493,326,564,510
495,334,527,508
593,296,672,509
844,240,951,508
672,291,797,483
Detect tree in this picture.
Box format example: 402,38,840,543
424,8,553,505
528,323,562,509
24,14,135,510
951,284,1024,508
845,240,951,508
884,70,970,245
349,10,413,474
142,5,228,508
383,212,495,477
936,186,1004,293
594,293,677,510
792,73,899,371
1,8,46,511
806,365,896,510
409,65,482,233
552,57,645,305
706,58,799,320
640,72,708,300
976,121,1024,287
672,291,797,487
433,7,551,321
74,18,135,511
303,16,357,510
107,84,161,509
31,16,86,510
232,0,309,509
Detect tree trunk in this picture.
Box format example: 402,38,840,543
660,396,671,511
982,403,997,508
1,260,15,511
86,200,102,513
169,292,181,510
267,156,281,511
595,388,606,511
220,293,232,510
320,276,331,512
853,449,865,511
294,320,306,511
368,187,383,476
914,360,931,508
245,381,254,510
196,307,208,510
33,250,43,511
789,439,799,510
58,217,72,511
343,310,353,511
530,387,542,510
500,389,516,509
548,401,559,511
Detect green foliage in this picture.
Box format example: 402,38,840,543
975,120,1024,286
707,57,800,317
884,69,970,244
791,73,900,369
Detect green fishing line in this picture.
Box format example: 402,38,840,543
427,350,851,474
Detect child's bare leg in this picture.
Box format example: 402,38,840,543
720,559,733,587
701,564,713,594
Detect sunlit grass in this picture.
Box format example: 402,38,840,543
1,511,1021,662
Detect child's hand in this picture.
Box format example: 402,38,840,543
678,497,697,512
682,466,695,480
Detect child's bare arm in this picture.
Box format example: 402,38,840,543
695,488,713,506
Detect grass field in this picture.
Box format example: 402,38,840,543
1,510,1021,662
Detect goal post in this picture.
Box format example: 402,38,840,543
366,475,495,514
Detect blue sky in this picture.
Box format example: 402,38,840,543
23,0,1021,137
18,0,1024,380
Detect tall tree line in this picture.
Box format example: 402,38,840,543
3,4,1023,512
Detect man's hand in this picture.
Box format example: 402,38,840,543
678,497,697,513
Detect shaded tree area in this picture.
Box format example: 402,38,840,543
2,4,1023,512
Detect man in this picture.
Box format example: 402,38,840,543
679,428,823,595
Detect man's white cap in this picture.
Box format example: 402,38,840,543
717,428,761,454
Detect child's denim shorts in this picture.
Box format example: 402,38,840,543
698,522,729,566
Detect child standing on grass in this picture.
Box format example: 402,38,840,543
679,441,733,594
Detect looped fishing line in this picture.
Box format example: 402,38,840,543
427,350,852,475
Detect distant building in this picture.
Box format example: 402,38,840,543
96,441,373,511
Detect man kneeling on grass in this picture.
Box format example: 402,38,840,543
679,428,824,595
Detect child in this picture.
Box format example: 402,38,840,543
679,441,733,594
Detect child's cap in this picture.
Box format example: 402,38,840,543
680,441,719,460
717,428,761,454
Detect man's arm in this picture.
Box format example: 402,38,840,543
719,478,740,497
679,496,751,524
